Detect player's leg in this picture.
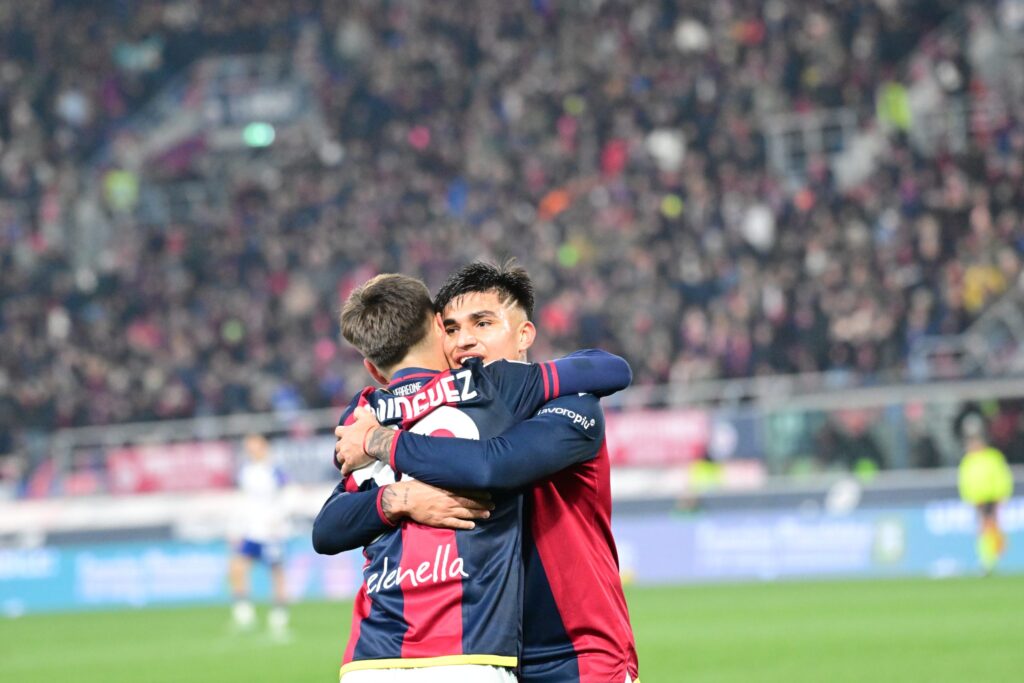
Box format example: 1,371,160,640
266,541,290,638
230,540,259,629
977,502,1005,574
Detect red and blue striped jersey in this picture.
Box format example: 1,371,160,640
312,350,632,677
520,436,639,683
386,393,639,682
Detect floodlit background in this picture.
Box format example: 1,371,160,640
2,1,1024,681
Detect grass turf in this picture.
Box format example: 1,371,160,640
2,577,1022,682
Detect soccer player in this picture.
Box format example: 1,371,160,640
312,273,632,682
228,434,291,638
958,414,1014,575
334,262,640,683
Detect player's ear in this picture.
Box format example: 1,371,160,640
517,320,536,354
363,358,390,386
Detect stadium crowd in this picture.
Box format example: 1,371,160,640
2,0,1023,466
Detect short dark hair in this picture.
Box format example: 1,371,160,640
340,274,435,369
434,260,535,319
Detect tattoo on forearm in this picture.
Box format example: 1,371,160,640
366,427,394,462
380,484,408,523
381,486,397,522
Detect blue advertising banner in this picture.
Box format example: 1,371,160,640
2,497,1022,615
614,497,1024,584
0,538,365,617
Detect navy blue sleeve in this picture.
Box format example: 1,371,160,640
485,349,631,420
312,389,392,555
392,394,604,489
312,480,393,555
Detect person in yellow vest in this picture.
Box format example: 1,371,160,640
957,414,1014,575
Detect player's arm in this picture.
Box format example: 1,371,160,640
312,480,393,555
489,349,631,420
313,393,401,554
377,394,605,489
312,478,494,554
312,395,385,554
313,390,395,552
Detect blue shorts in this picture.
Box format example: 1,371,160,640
237,539,284,565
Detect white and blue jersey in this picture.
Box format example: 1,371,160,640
234,459,289,564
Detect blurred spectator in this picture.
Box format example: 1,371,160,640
1,0,1022,469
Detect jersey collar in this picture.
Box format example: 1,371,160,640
388,367,442,390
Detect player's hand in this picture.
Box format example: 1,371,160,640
334,406,383,474
383,481,493,530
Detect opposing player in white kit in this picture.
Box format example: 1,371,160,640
228,434,291,638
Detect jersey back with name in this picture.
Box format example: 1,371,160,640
340,358,566,676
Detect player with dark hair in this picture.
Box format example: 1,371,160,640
334,262,640,683
313,272,632,682
434,260,537,318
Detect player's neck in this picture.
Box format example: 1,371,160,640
390,349,448,378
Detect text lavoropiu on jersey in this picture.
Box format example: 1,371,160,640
536,404,597,431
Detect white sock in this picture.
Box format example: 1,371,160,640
232,600,256,628
268,606,289,633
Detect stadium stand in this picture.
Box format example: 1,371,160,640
2,0,1023,481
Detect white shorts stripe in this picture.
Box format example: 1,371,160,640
341,664,517,683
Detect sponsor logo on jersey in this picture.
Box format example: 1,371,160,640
536,404,597,430
365,543,469,594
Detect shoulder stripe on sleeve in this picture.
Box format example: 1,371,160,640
547,361,560,396
541,362,551,401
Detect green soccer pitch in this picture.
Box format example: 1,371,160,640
2,577,1022,682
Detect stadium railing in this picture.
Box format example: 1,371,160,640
18,369,1022,505
910,274,1024,380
